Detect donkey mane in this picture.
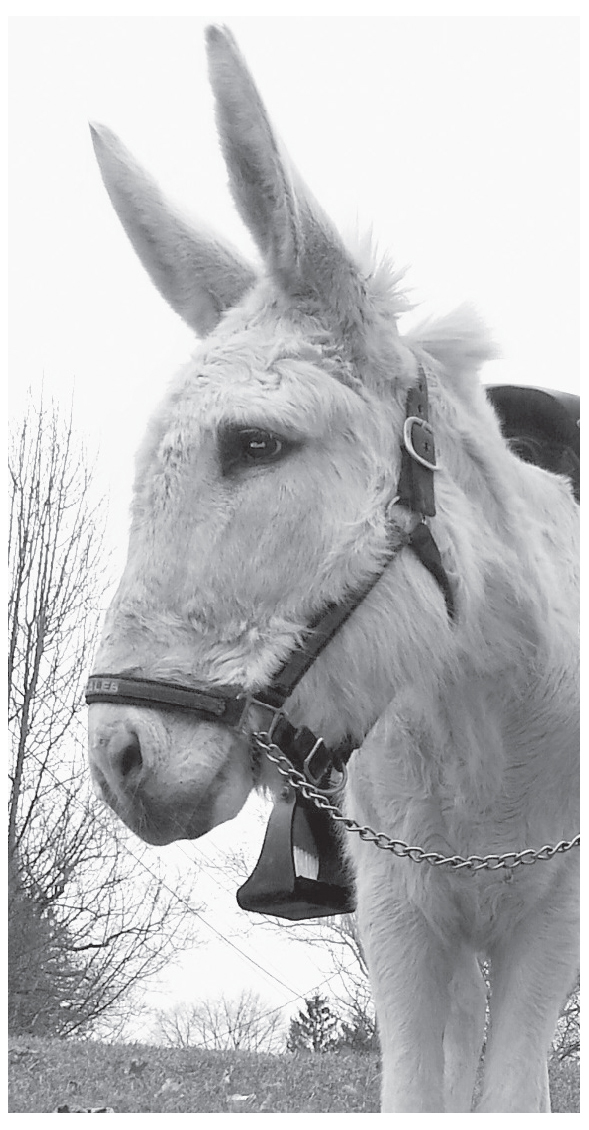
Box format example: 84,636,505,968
406,304,499,388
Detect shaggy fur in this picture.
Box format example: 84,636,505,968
87,26,579,1113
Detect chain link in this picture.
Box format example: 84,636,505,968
254,734,580,872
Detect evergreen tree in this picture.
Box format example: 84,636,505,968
334,1009,378,1054
286,994,340,1053
8,867,94,1037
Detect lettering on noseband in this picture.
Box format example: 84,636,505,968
87,677,120,695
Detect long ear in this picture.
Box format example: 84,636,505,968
90,122,257,336
206,25,368,338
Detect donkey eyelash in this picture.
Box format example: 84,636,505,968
217,426,299,476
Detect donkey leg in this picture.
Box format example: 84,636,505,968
478,881,578,1112
442,949,487,1112
356,859,455,1112
538,1059,550,1113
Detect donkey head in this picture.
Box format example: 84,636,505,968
87,27,462,846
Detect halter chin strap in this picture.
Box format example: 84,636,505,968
85,363,453,783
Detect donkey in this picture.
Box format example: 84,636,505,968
87,26,579,1112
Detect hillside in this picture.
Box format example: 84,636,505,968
8,1035,579,1113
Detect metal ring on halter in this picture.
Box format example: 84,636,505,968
318,760,348,796
237,695,285,739
403,416,440,471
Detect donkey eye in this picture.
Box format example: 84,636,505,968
218,427,289,474
241,430,283,460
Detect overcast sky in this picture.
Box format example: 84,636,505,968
8,11,579,1034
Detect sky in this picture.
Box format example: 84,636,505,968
7,10,580,1041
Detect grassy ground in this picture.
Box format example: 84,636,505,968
8,1035,579,1113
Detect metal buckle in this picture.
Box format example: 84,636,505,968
403,416,440,471
303,740,348,795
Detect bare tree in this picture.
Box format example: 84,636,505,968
8,393,103,863
278,912,376,1047
8,393,196,1037
154,990,284,1053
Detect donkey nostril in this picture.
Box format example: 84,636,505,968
117,732,143,780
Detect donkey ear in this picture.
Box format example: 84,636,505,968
90,122,257,336
206,26,367,336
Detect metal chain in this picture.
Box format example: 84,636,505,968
254,734,580,872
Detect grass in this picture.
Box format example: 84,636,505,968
8,1035,579,1113
548,1056,581,1115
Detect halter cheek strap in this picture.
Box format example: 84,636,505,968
407,522,455,620
397,366,438,517
398,364,455,620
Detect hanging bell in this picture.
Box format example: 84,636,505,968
236,786,356,921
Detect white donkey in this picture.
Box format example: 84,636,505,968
87,26,579,1112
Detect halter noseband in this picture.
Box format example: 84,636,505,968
85,364,453,787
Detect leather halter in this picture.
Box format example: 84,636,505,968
85,364,453,786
